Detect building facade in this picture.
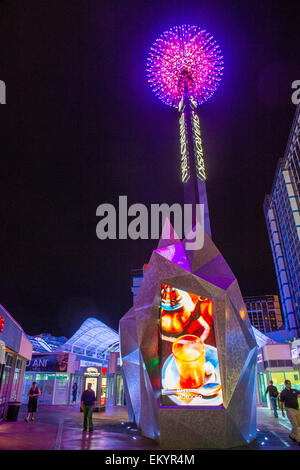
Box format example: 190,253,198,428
131,265,147,304
22,317,124,408
257,341,300,409
264,105,300,338
0,305,32,419
244,295,283,334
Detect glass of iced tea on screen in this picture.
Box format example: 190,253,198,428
172,335,205,389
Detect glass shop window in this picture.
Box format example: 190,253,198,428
70,375,83,404
259,374,267,404
106,376,114,400
270,372,285,392
21,374,34,403
116,375,124,406
10,365,22,401
284,371,300,390
16,358,23,369
40,374,55,404
5,354,14,367
0,354,14,403
54,374,70,404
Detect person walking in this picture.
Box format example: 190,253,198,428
81,382,96,432
25,382,41,422
72,382,78,404
265,380,279,417
280,379,300,445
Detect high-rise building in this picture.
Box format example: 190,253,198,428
243,295,283,334
264,105,300,337
131,265,147,303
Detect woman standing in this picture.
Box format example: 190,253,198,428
71,382,78,404
25,382,41,422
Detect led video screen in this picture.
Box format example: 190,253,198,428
160,283,223,407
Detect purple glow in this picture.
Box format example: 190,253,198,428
147,25,224,108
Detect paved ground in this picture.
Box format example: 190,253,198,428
0,404,299,450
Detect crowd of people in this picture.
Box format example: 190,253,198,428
23,379,300,444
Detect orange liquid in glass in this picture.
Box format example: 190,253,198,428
172,335,205,389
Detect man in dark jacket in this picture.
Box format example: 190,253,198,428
81,382,96,432
280,380,300,444
265,380,279,417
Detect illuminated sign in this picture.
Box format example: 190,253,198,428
80,360,103,368
291,348,298,359
179,112,190,183
291,339,300,365
191,110,206,181
160,284,223,407
85,376,98,395
0,316,4,332
257,353,263,363
84,367,100,377
26,353,68,372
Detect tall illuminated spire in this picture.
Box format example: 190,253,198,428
147,25,224,236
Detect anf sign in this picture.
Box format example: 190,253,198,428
0,81,6,104
0,316,4,332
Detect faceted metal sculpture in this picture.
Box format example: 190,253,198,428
120,220,257,449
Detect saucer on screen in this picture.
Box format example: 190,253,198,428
161,345,223,406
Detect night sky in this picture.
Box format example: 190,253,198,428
0,0,299,338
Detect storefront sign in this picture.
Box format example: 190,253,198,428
84,366,100,377
80,360,103,368
26,353,69,372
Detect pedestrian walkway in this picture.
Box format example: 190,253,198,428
0,404,299,450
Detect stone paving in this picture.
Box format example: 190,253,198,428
0,404,299,450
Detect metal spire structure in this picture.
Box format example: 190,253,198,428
147,25,224,237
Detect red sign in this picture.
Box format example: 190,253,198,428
100,397,106,406
0,316,4,333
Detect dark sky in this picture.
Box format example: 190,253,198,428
0,0,299,338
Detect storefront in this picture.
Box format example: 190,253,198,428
257,342,300,409
0,305,32,419
22,350,124,407
23,317,124,408
82,366,107,410
22,352,80,405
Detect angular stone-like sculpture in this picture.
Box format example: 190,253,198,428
119,221,257,449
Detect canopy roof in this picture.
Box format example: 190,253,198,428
58,317,119,359
27,334,68,353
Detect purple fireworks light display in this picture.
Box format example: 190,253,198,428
147,25,224,108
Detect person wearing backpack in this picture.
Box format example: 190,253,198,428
265,380,279,418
